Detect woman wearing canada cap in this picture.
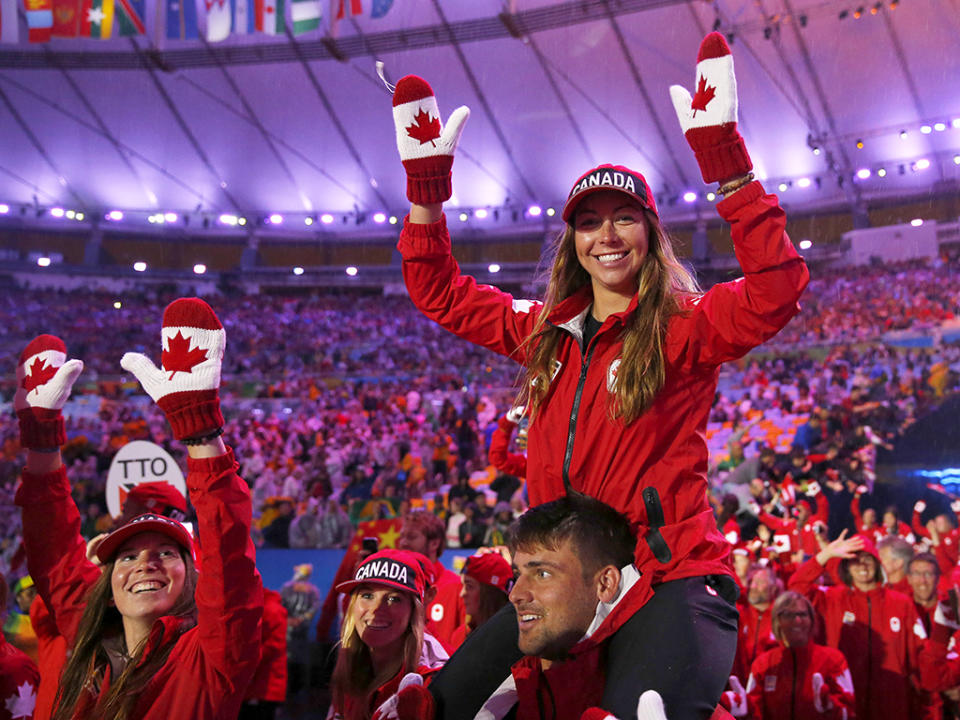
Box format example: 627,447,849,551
13,298,262,720
329,548,445,720
390,31,808,720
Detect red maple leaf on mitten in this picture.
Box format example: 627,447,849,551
161,331,209,380
690,75,716,115
405,108,442,146
21,357,58,394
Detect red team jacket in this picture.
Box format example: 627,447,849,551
789,557,928,720
745,642,855,720
733,603,777,682
15,450,263,720
425,560,466,652
399,182,809,586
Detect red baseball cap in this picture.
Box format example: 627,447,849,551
125,481,187,514
336,549,428,603
462,552,513,594
562,164,658,222
96,513,195,564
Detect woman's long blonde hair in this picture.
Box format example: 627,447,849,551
330,589,425,720
519,209,700,424
51,551,198,720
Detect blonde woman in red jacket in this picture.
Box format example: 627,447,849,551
389,29,808,720
14,299,263,720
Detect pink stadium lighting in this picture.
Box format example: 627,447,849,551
914,159,931,171
50,207,65,218
488,263,501,273
107,210,123,221
952,118,960,129
682,191,697,203
346,266,358,276
320,213,334,224
910,218,923,227
292,266,305,276
475,209,488,219
268,214,283,225
164,212,178,223
798,239,813,250
856,168,871,179
37,256,51,267
527,205,542,217
797,178,812,188
219,214,238,226
133,261,147,272
373,212,387,224
934,122,946,132
0,204,8,214
193,264,207,275
920,125,932,134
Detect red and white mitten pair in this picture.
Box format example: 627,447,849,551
15,298,225,451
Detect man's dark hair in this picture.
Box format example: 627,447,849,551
507,492,636,577
908,552,940,578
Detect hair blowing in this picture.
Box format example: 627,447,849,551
518,210,700,424
51,553,198,720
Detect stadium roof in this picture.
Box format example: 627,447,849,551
0,0,957,231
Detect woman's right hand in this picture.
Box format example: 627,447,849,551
392,75,469,210
815,528,864,566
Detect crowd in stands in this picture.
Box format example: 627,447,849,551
2,255,960,717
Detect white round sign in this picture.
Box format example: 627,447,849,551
106,441,186,518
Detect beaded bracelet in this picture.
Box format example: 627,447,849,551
182,427,225,446
718,172,755,196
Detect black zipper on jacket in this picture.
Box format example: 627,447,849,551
561,343,596,494
790,647,797,720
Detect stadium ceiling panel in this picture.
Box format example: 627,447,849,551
0,0,956,226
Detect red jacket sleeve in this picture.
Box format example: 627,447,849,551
488,416,527,478
188,449,263,680
15,465,102,646
399,214,540,364
913,509,930,539
758,511,791,534
666,182,810,371
851,494,865,533
788,556,829,597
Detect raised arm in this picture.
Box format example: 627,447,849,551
121,298,263,682
667,33,809,370
13,335,97,645
392,75,540,361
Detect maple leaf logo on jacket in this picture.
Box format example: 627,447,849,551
690,75,716,115
21,357,58,394
162,331,209,379
406,108,442,146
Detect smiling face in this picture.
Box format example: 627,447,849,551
351,584,413,654
907,559,938,604
776,598,813,648
847,551,880,592
572,190,650,310
509,540,600,662
110,531,187,625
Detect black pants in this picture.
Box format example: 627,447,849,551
428,576,738,720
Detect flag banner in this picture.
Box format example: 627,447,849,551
114,0,144,35
231,0,254,34
24,0,54,42
52,0,80,35
166,0,197,38
370,0,390,18
289,0,318,35
260,0,282,34
80,0,114,37
204,0,230,41
1,0,20,42
333,0,358,20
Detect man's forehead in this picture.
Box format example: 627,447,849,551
512,539,581,567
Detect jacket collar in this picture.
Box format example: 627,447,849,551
547,285,639,336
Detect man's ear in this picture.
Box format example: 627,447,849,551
596,565,622,604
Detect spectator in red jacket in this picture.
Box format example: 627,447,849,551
449,552,512,651
789,530,927,720
908,553,940,631
330,549,445,720
15,302,263,720
240,588,288,720
741,591,854,720
0,570,40,720
732,565,781,683
397,511,464,652
877,535,915,597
